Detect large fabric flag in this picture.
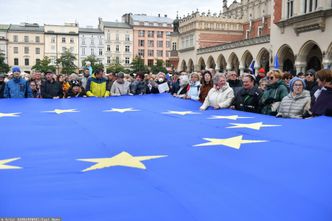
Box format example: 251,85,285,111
0,94,331,221
274,53,280,69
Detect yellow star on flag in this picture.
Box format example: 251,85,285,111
0,157,22,170
227,122,281,130
43,109,79,114
208,115,253,120
163,111,200,116
103,108,139,113
194,135,267,149
0,112,21,118
78,151,167,172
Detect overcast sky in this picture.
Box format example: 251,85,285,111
0,0,233,27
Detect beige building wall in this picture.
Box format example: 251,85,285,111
44,23,79,71
103,26,133,67
7,24,44,73
271,0,332,72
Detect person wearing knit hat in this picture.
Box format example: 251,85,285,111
4,66,33,98
277,77,311,118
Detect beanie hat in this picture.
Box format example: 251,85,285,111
289,77,306,92
258,68,265,74
12,66,21,73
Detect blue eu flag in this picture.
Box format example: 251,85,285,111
0,94,331,221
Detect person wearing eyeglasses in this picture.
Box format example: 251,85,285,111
200,73,234,111
259,69,288,115
277,77,311,118
304,69,319,97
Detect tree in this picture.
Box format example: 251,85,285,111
56,50,77,75
0,53,10,73
130,56,149,74
151,59,167,74
81,55,104,71
31,56,56,73
107,63,125,73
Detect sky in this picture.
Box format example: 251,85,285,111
0,0,233,27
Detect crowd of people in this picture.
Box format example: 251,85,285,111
0,66,331,118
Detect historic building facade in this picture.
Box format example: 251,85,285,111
0,24,9,63
176,0,332,75
122,13,173,66
99,18,133,68
7,23,45,73
44,23,79,70
78,27,104,67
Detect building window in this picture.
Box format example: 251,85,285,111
148,59,154,66
107,57,111,64
51,37,55,43
91,37,94,45
148,50,154,57
166,51,171,58
35,36,40,43
107,45,110,52
36,59,40,64
148,40,154,47
166,41,171,48
304,0,318,13
62,47,66,53
116,34,119,41
24,36,29,43
91,48,94,55
157,50,163,57
116,45,119,52
157,31,163,38
138,40,145,47
107,33,110,41
125,46,130,52
14,47,18,54
51,45,55,51
172,42,177,51
138,30,145,37
70,37,74,43
115,57,120,64
125,34,130,41
99,36,102,45
36,48,40,54
125,57,130,64
166,32,171,36
82,48,85,55
246,30,250,39
24,47,29,54
62,37,66,43
13,35,18,42
99,49,103,56
25,58,29,66
138,49,144,57
157,41,163,48
287,0,294,18
148,31,154,38
14,58,19,65
70,47,74,53
82,38,85,45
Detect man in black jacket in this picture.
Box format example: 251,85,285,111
41,71,63,99
232,74,263,113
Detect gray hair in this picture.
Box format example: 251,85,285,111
212,73,226,84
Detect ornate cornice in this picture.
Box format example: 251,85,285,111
197,35,270,55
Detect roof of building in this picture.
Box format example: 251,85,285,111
131,14,173,24
103,21,131,29
9,24,44,32
0,24,10,31
79,28,103,33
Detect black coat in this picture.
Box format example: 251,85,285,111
41,80,63,98
233,86,263,113
0,82,5,98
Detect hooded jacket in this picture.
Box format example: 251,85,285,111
86,74,110,97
